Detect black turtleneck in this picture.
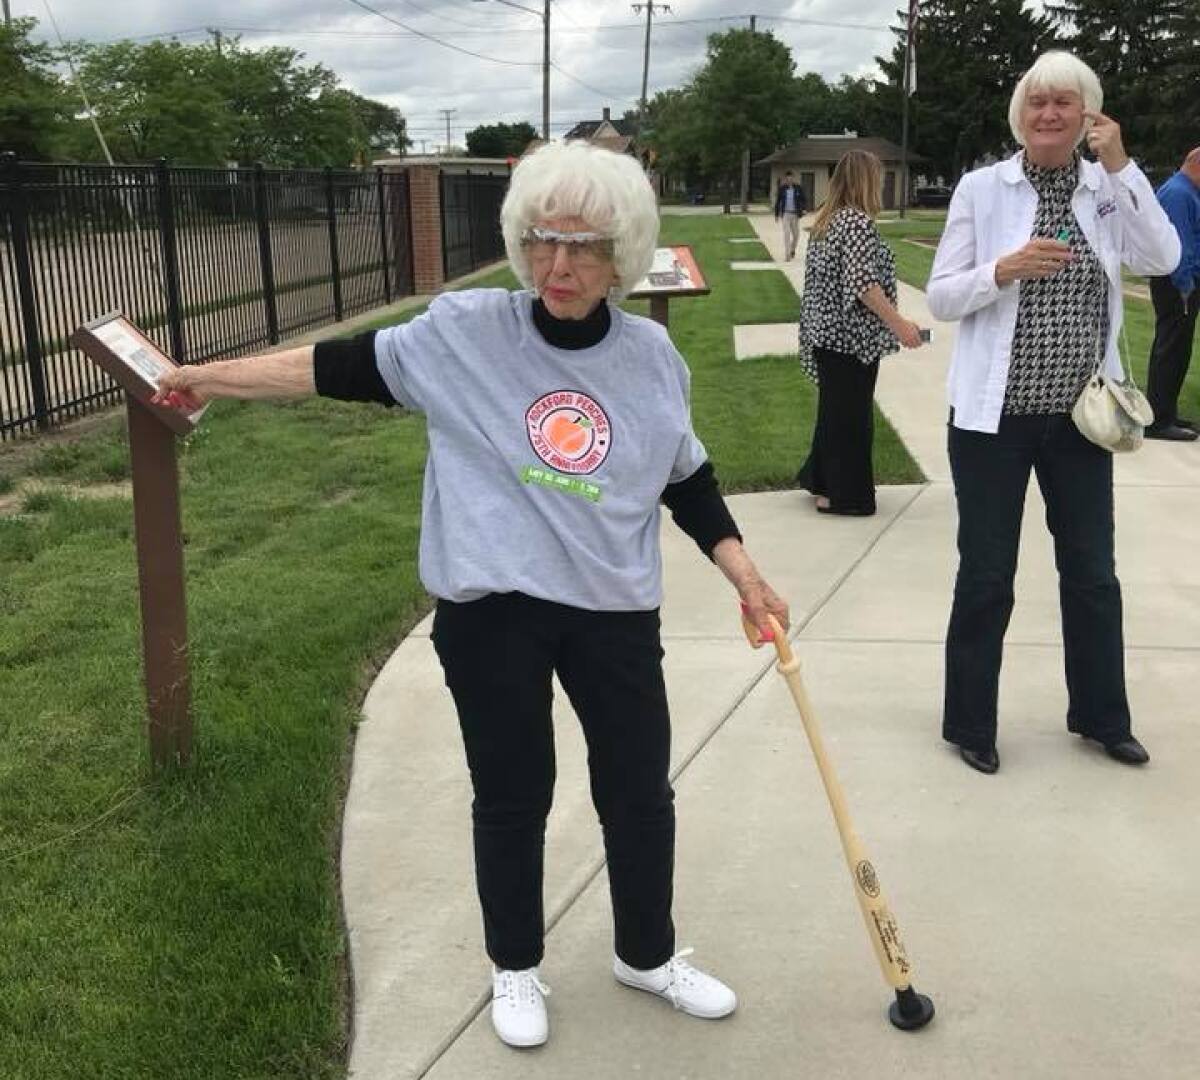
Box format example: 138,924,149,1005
531,296,611,349
313,293,742,559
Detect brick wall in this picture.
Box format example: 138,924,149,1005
407,164,445,294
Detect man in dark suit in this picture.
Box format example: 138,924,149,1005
774,170,807,260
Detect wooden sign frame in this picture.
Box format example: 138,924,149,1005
69,312,195,767
628,245,710,328
71,312,205,435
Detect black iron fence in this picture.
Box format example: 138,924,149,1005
0,156,414,441
440,171,508,282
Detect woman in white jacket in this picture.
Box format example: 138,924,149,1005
927,51,1180,775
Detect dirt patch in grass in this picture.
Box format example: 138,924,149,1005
0,478,132,517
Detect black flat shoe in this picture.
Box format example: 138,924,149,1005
1145,423,1199,442
1104,737,1150,765
959,746,999,774
816,504,876,517
1177,417,1198,431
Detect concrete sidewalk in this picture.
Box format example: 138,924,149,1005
340,213,1200,1079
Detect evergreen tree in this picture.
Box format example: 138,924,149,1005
1045,0,1186,171
876,1,1056,179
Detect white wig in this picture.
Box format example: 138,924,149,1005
501,141,659,301
1008,51,1103,147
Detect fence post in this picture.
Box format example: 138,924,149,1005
3,153,50,430
376,167,393,305
253,163,280,345
154,159,186,362
465,169,476,272
439,169,449,284
325,166,344,321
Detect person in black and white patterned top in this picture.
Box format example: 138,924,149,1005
1003,156,1109,414
795,150,925,516
928,51,1181,776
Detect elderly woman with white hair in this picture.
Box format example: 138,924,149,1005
153,141,788,1048
928,51,1181,776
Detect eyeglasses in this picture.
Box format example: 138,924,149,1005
520,226,615,268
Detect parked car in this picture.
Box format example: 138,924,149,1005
912,185,953,208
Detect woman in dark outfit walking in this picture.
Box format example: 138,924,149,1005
795,150,925,515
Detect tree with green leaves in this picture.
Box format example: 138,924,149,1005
0,17,73,160
690,29,798,181
876,0,1056,179
1046,0,1195,171
54,33,409,167
642,29,798,194
59,38,234,164
465,121,537,159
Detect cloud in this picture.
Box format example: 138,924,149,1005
27,0,911,141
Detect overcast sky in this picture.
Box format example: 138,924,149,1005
19,1,1034,149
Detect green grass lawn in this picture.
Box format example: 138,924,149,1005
0,213,919,1080
879,219,1200,419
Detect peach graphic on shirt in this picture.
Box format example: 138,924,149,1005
526,390,612,476
545,412,592,456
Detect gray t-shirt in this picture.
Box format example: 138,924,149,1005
374,288,708,610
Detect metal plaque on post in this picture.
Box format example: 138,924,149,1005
628,245,710,329
70,313,202,767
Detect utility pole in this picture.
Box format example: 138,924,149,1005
632,2,671,129
474,0,551,142
439,108,458,155
899,1,917,220
740,14,760,210
542,0,550,143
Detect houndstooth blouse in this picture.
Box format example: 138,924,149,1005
798,206,900,378
1004,154,1109,415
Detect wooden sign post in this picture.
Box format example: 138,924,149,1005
71,314,204,768
629,245,710,329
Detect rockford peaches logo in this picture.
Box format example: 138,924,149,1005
526,390,611,475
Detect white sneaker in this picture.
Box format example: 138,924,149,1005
613,948,737,1019
491,966,550,1047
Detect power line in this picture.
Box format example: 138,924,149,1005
90,13,888,46
339,0,539,66
548,61,632,103
391,0,526,31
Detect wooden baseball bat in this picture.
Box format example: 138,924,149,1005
742,608,934,1029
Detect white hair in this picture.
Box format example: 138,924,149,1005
501,141,658,301
1008,51,1104,147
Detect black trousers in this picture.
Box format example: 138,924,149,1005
795,346,879,514
943,414,1131,753
1146,276,1200,427
431,592,675,971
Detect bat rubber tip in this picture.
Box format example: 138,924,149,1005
888,986,935,1031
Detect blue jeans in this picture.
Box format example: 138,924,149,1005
943,414,1131,752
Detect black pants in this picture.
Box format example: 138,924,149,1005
432,592,675,971
795,346,879,514
1146,276,1200,428
943,414,1131,753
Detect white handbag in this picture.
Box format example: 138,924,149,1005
1072,327,1153,453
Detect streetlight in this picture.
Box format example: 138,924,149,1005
473,0,550,142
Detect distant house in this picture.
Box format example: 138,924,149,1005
758,135,925,211
562,107,637,156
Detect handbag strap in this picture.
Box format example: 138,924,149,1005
1092,311,1137,387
